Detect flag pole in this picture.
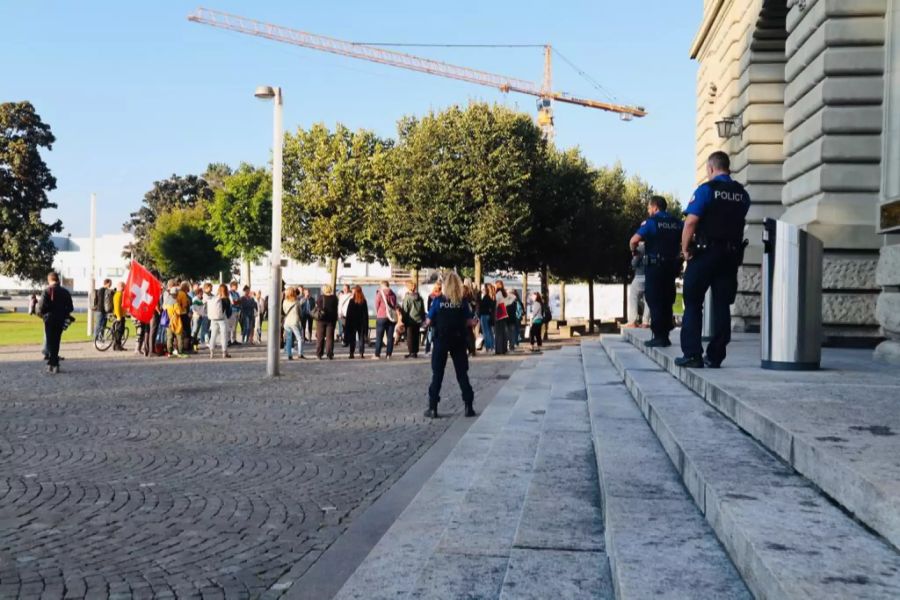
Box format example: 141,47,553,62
87,193,96,337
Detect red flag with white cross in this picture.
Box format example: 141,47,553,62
122,261,162,324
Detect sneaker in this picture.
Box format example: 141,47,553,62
703,356,722,369
674,355,704,368
288,356,294,361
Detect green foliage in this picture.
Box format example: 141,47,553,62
207,163,272,263
148,206,230,280
381,103,545,273
124,173,214,270
282,123,391,267
202,162,234,192
0,101,62,282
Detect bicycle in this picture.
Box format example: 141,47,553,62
94,318,129,351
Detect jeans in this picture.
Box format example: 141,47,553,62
93,311,107,340
228,312,239,343
240,312,254,343
199,317,210,345
284,324,304,358
479,315,494,350
374,318,395,357
645,262,677,341
429,339,474,408
680,248,740,364
510,321,521,347
209,319,228,356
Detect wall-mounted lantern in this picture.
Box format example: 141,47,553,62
715,116,742,139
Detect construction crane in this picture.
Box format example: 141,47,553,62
187,7,646,140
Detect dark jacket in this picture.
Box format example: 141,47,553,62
316,294,339,323
344,299,369,335
39,284,74,323
300,296,315,318
478,294,495,318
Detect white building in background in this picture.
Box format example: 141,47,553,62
0,233,133,293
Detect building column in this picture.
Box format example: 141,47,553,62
876,0,900,363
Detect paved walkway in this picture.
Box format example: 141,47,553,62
0,341,521,599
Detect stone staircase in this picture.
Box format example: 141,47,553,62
598,331,900,599
334,336,900,599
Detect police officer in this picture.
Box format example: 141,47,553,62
629,196,683,347
423,271,477,419
676,151,751,368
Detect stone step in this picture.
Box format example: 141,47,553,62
336,348,611,599
600,336,900,600
581,341,751,599
621,327,900,553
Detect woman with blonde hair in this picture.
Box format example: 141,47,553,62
423,271,477,419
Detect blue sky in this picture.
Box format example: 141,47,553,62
2,1,701,237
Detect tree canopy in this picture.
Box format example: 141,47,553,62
0,101,62,282
124,173,214,270
207,163,272,264
147,205,230,281
282,123,391,287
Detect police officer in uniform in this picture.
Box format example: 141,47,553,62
629,196,683,347
676,151,751,368
423,271,477,419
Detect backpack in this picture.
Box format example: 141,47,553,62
91,288,101,311
515,300,524,321
542,303,552,323
159,309,170,329
380,289,397,323
102,288,114,313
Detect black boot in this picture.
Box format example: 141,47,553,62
424,399,439,419
464,402,476,418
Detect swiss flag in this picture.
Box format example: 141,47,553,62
122,261,163,324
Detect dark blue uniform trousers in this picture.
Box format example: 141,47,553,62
429,339,475,406
680,248,740,364
644,262,677,341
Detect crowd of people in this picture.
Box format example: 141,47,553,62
86,276,553,362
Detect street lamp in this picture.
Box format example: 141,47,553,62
715,116,742,139
256,85,283,377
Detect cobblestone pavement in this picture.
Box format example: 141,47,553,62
0,340,522,599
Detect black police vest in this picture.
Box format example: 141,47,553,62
644,213,682,259
432,298,467,343
697,180,748,243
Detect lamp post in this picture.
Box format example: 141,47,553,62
87,193,96,337
256,85,283,377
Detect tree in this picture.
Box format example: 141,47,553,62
147,206,231,281
207,163,272,284
382,103,546,285
0,101,62,282
123,173,214,269
203,162,234,192
282,123,391,289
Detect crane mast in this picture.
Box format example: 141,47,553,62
187,7,647,137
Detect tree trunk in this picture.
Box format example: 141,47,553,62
540,264,550,341
330,257,339,291
588,279,595,334
474,255,483,290
522,272,529,307
412,267,420,289
560,281,567,322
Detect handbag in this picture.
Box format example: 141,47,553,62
379,289,397,323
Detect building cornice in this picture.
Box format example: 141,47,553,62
690,0,725,59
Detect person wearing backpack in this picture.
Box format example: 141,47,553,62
92,278,113,340
401,280,426,359
508,290,524,350
374,280,398,360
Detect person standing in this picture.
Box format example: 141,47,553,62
345,285,369,359
627,245,650,328
92,279,113,340
190,288,206,350
676,151,751,369
493,288,510,355
300,287,315,342
509,290,524,350
374,281,398,360
338,283,352,345
39,272,73,373
629,196,683,347
112,281,127,351
529,292,545,353
478,283,495,353
206,283,232,359
239,286,257,345
315,285,339,359
177,282,192,353
228,281,241,345
282,287,305,360
254,290,265,344
402,281,425,359
424,271,477,419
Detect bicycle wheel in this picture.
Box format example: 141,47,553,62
121,326,130,345
94,326,113,351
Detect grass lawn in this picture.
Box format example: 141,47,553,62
674,293,684,315
0,312,135,347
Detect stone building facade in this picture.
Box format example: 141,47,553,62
691,0,900,361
